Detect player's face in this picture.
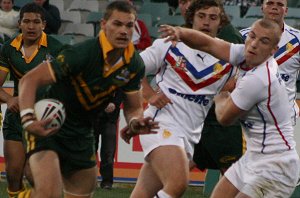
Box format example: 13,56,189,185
1,0,13,12
101,10,135,49
19,13,46,42
192,6,221,38
179,0,192,17
262,0,287,24
244,23,278,67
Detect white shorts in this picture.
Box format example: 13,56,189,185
225,149,300,198
140,112,194,161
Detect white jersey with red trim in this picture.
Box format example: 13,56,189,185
230,44,295,154
140,39,234,144
240,24,300,125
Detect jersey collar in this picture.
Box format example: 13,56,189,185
10,32,48,50
98,30,135,64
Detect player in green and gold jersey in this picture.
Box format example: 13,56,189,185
17,1,158,198
0,3,64,198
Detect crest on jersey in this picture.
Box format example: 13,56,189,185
173,56,187,71
115,68,130,83
213,63,223,79
286,42,293,52
57,54,65,63
163,129,172,138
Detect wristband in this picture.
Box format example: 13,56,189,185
22,120,34,129
129,117,138,131
20,108,34,118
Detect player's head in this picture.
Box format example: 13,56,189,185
178,0,192,17
244,18,282,67
101,1,137,49
19,3,46,42
185,0,226,37
0,0,14,12
261,0,287,25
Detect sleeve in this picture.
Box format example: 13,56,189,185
0,44,11,73
121,52,145,93
50,45,85,81
231,72,267,111
135,20,152,51
140,39,170,75
229,43,245,66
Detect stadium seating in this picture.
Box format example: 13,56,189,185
156,15,185,26
86,12,103,36
50,0,64,12
243,6,263,18
224,5,241,20
14,0,32,9
139,2,169,26
286,8,300,19
137,13,153,28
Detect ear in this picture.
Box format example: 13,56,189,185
100,19,106,30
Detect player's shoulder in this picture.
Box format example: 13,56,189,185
284,23,300,37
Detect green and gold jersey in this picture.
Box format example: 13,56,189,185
0,32,64,98
48,31,145,137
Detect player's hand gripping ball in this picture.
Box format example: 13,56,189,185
34,99,66,129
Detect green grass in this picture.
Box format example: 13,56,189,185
0,179,208,198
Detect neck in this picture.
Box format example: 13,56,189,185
22,38,40,48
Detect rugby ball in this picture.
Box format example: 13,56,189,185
34,99,66,129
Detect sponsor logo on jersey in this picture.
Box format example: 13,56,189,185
168,88,209,106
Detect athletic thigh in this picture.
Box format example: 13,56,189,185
63,166,97,198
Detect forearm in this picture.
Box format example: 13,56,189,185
123,91,144,124
177,26,213,52
214,92,233,126
141,77,156,101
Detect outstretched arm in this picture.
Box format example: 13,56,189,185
159,25,231,62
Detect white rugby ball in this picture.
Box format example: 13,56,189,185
34,99,66,129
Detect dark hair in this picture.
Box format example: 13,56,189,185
103,1,136,21
185,0,230,28
19,3,45,21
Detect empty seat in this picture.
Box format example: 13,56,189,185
286,8,300,19
68,0,99,12
139,2,169,26
231,17,256,30
59,11,81,34
137,13,152,28
49,34,74,45
62,23,94,37
224,5,241,20
50,0,64,12
14,0,32,9
61,11,81,23
156,15,185,26
86,12,103,36
243,6,262,18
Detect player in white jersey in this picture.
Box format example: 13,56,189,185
159,18,300,197
240,0,300,125
129,1,235,197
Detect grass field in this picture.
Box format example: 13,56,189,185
0,179,208,198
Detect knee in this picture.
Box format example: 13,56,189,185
165,178,188,197
34,186,62,198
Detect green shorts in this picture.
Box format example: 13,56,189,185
193,108,244,170
2,110,23,141
24,131,96,175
